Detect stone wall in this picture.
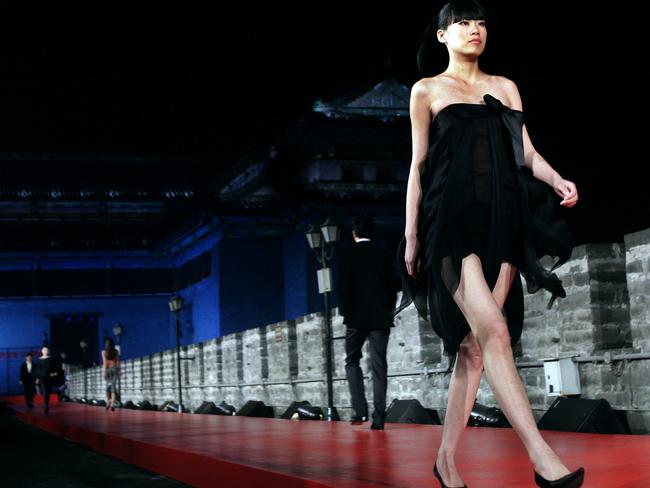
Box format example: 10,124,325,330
69,229,650,434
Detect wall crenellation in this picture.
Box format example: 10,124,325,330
69,228,650,434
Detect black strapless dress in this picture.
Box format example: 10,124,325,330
394,94,573,360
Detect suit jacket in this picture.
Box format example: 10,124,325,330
337,240,399,329
20,362,36,386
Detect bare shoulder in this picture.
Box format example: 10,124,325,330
411,76,449,114
489,75,523,110
410,78,437,120
411,78,437,102
492,75,518,90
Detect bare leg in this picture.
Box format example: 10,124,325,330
436,261,517,486
436,333,484,486
449,255,570,481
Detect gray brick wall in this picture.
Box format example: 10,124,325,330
626,228,650,352
69,229,650,433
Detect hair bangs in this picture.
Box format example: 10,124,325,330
437,0,487,29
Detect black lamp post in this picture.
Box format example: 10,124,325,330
305,217,340,421
113,323,124,402
168,295,184,413
79,339,88,400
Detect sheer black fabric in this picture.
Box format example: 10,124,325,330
394,94,573,360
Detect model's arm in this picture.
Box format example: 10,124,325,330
404,81,432,277
101,350,107,370
504,79,579,208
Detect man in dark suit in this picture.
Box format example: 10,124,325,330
19,352,36,408
35,347,60,415
337,216,398,430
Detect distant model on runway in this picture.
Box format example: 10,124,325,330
395,1,582,486
35,347,60,415
102,338,121,412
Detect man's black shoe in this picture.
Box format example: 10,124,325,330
350,415,368,425
371,412,385,430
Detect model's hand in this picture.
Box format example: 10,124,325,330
553,176,578,207
405,237,421,277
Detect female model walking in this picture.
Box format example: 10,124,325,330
396,1,583,486
102,338,120,411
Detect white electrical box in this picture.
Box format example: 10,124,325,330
317,267,331,294
542,357,581,396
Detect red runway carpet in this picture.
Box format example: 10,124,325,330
4,398,649,487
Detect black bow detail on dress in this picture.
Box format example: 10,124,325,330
483,94,526,169
484,93,507,113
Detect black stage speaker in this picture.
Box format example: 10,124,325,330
236,400,274,418
195,401,218,414
215,401,236,416
194,401,234,415
385,399,441,425
136,400,156,411
297,404,324,420
158,400,176,412
159,401,188,413
280,401,311,419
537,397,628,434
424,408,442,425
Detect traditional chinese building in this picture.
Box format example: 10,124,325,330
214,77,411,239
0,77,412,388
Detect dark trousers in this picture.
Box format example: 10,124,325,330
41,383,52,412
23,383,35,407
344,326,390,422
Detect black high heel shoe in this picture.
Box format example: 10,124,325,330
534,467,584,487
433,460,467,488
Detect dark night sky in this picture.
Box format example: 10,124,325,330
0,2,646,245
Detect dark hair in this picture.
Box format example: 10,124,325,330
417,0,487,77
26,352,33,357
437,0,486,30
352,216,375,239
104,337,118,360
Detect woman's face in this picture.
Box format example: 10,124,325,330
438,19,487,57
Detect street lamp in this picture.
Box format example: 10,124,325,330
113,324,124,354
320,217,340,244
80,339,88,400
305,217,340,421
168,295,184,414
